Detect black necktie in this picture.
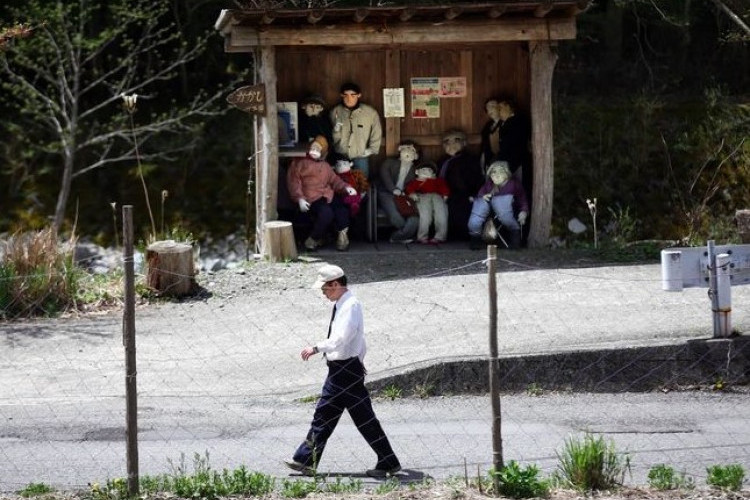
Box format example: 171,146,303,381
327,305,337,339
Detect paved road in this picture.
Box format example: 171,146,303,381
1,248,749,492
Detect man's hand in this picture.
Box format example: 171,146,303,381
298,199,311,212
364,148,374,156
518,211,528,226
301,346,317,361
409,193,419,201
345,186,357,196
483,193,492,202
392,188,402,196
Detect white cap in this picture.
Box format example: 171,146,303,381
311,264,345,289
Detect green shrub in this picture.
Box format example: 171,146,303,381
706,464,745,491
280,478,318,498
647,464,694,490
18,483,54,497
556,432,630,491
491,460,550,498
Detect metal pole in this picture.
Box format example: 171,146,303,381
122,206,139,496
715,253,732,338
707,240,720,338
487,244,503,487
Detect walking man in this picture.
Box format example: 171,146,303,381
284,264,402,478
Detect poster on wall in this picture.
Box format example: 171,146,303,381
383,88,405,118
438,77,467,97
410,77,440,119
277,102,298,147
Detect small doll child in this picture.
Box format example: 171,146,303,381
334,158,369,217
404,161,450,244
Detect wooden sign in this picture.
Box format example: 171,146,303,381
226,84,266,115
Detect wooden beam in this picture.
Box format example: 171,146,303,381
307,10,324,24
527,40,557,249
353,8,369,23
488,6,507,18
445,7,462,20
226,18,577,49
399,8,416,22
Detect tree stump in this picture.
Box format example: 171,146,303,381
146,240,195,296
262,221,298,262
737,210,750,244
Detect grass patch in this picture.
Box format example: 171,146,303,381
0,229,80,319
706,464,745,491
555,432,630,491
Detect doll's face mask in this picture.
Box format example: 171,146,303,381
485,100,501,121
308,143,323,159
398,144,418,163
442,135,465,156
490,169,509,186
303,103,324,117
335,160,352,173
416,167,436,179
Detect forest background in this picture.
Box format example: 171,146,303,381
0,0,748,248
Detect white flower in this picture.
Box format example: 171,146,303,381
121,93,138,113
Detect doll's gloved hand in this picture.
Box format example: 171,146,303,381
298,199,311,212
469,196,475,202
409,193,419,201
518,211,528,226
345,186,357,196
483,193,492,202
392,188,403,196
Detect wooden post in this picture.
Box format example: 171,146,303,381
527,40,558,248
737,209,750,244
262,221,298,262
384,48,401,156
487,244,503,484
122,206,139,497
256,45,279,255
145,240,195,296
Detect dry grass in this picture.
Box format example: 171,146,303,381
0,228,79,319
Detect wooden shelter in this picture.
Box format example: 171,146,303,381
214,1,590,251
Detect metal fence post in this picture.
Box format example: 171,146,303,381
122,205,139,496
487,244,503,488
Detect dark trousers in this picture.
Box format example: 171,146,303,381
308,197,349,240
293,357,400,470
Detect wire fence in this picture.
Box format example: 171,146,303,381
1,236,750,493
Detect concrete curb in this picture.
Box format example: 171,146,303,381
366,336,750,395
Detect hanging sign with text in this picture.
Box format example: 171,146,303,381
226,84,266,115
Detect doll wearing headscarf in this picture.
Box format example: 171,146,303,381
467,161,528,250
334,159,369,217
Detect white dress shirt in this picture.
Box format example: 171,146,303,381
315,290,366,362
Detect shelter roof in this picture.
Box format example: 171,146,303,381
215,1,591,49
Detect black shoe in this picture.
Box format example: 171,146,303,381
366,464,402,478
284,459,315,476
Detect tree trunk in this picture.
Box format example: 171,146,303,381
737,209,750,244
262,221,297,262
53,148,75,232
527,41,558,248
146,240,195,296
